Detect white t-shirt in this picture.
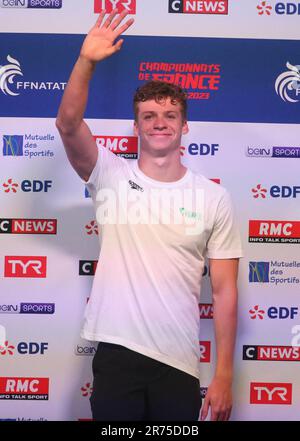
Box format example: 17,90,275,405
80,146,243,379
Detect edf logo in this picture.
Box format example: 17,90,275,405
0,341,48,356
20,180,52,192
249,305,299,320
182,143,219,156
17,342,48,355
270,186,300,198
257,1,300,15
274,2,300,15
252,184,300,199
2,178,52,193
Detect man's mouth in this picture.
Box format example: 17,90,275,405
149,133,172,137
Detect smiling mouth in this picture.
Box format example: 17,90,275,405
149,133,172,136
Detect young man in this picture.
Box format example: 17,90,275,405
56,10,243,421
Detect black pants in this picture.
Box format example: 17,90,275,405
90,342,202,421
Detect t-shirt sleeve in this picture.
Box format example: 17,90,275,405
80,146,127,198
206,189,243,259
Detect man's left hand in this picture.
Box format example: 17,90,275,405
200,376,232,421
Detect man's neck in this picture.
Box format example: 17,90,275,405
137,154,187,182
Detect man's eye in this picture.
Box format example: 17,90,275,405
144,115,152,120
167,114,176,119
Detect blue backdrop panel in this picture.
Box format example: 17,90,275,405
0,33,299,123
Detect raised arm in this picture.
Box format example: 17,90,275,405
55,9,134,181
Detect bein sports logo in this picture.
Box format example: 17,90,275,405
0,55,23,97
275,62,300,103
0,303,55,314
0,0,62,8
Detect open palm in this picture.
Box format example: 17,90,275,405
80,9,134,63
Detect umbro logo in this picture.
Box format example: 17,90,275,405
128,180,144,192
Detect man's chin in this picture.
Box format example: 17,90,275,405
142,145,177,157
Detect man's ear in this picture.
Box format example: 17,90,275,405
133,120,139,136
182,120,189,135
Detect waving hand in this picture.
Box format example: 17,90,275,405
80,9,134,63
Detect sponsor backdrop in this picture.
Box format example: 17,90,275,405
0,0,299,421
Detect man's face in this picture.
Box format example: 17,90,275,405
134,98,189,156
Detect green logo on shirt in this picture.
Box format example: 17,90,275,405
179,207,201,220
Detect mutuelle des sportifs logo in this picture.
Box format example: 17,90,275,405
3,134,55,158
0,54,66,97
249,260,300,285
275,61,300,103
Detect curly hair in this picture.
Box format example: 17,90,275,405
133,80,187,121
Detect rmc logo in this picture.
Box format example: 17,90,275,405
94,135,138,159
0,377,49,400
248,220,300,243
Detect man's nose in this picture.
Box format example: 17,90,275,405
153,116,167,129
